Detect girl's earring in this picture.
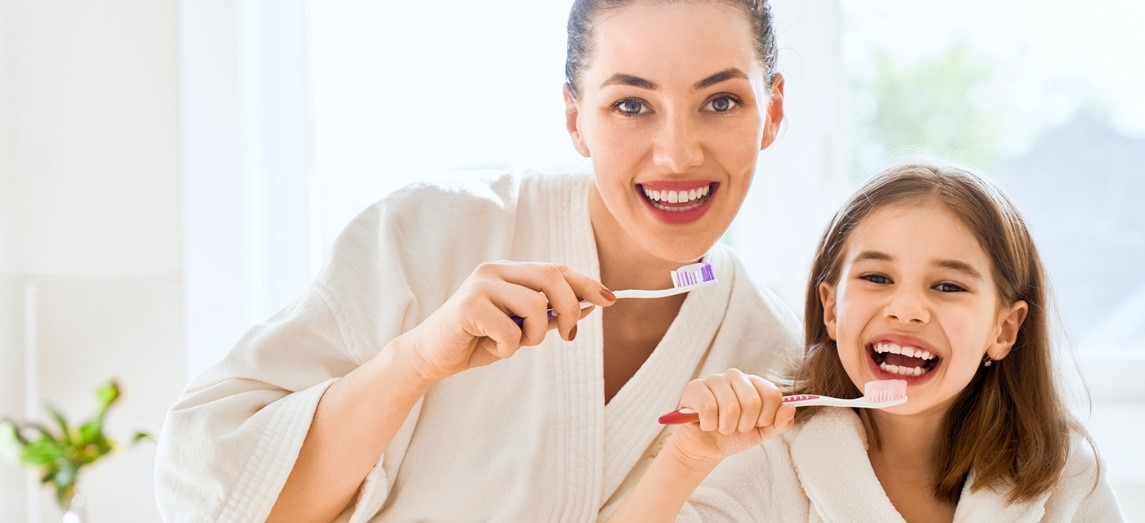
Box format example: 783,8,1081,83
983,355,993,367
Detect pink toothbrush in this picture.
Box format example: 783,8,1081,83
658,379,908,425
510,262,717,327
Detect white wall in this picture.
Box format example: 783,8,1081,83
0,0,183,521
732,0,851,312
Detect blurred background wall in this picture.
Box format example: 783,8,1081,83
0,0,182,520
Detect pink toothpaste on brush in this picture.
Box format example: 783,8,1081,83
511,262,718,326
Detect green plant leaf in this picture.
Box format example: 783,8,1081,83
45,405,74,446
0,419,27,466
96,381,120,412
78,418,103,447
131,430,154,444
21,436,64,467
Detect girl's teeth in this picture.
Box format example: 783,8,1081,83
879,362,926,377
872,342,936,361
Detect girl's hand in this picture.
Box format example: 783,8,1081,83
397,261,616,384
667,369,796,469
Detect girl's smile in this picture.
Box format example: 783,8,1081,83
864,334,942,384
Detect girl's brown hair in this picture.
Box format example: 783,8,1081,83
793,162,1082,503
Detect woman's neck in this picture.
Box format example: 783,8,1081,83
587,184,687,292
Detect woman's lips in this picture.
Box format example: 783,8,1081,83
636,181,718,225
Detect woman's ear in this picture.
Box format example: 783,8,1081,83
563,84,591,157
759,73,785,150
818,281,838,341
988,300,1029,361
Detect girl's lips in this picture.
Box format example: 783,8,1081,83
864,335,942,384
636,181,719,225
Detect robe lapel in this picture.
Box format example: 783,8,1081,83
952,471,1049,523
600,247,736,500
791,410,907,522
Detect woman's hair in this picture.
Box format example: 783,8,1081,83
793,161,1082,504
564,0,779,98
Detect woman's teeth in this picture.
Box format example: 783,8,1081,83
872,342,938,377
642,185,711,204
640,184,713,211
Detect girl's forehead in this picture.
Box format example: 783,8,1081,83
846,201,987,261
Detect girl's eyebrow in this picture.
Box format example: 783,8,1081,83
853,250,983,279
598,68,748,91
933,258,982,279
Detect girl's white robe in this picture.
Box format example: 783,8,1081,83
154,171,802,522
684,408,1124,522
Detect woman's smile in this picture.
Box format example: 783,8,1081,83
637,181,719,224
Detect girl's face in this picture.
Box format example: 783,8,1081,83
818,202,1027,417
565,2,784,265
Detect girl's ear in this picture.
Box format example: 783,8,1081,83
563,84,591,157
818,281,838,341
988,300,1029,361
759,73,785,150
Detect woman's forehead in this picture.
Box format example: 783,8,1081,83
583,2,761,87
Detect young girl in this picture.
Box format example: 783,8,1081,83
611,162,1124,521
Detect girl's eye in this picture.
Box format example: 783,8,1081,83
613,98,649,117
935,282,966,293
704,95,739,113
861,274,891,285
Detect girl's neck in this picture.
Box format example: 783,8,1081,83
861,408,944,474
861,409,957,521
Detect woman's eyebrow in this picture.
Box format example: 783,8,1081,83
600,73,657,90
598,68,748,91
693,68,747,90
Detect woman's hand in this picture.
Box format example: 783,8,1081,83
396,261,616,384
667,369,795,470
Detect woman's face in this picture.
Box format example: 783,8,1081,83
565,2,784,265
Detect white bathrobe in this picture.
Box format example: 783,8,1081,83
154,170,802,522
683,408,1124,522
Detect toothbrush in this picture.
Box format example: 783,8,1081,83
510,262,717,327
657,379,908,425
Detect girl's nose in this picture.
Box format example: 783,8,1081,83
651,111,704,173
884,288,930,324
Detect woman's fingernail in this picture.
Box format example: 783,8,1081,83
570,325,578,341
600,288,616,302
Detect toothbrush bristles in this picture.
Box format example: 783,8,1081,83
670,262,717,288
863,379,907,403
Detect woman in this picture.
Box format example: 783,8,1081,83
155,1,799,520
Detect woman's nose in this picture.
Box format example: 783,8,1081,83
651,111,704,173
884,288,930,324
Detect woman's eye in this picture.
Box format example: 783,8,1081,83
704,95,739,113
613,98,648,116
935,282,966,293
861,274,891,285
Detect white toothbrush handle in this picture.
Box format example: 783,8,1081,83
782,395,866,408
782,395,906,408
514,279,718,325
612,279,718,299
